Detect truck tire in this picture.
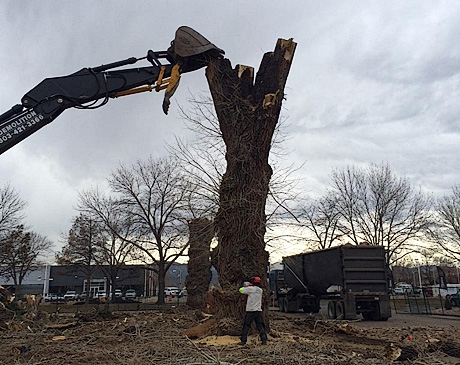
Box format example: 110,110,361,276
284,299,292,313
362,312,372,321
335,301,345,320
327,301,336,319
281,298,288,313
362,303,381,321
278,299,285,313
313,303,321,313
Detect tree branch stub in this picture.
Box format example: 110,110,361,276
204,37,296,332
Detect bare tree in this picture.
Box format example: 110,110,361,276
80,156,193,304
0,183,26,235
430,185,460,261
0,225,52,294
169,92,303,314
299,194,343,250
202,37,296,332
77,192,142,300
173,94,302,229
56,214,103,302
331,163,432,264
95,221,139,301
186,217,214,309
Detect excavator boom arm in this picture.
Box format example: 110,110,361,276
0,26,224,156
0,63,171,155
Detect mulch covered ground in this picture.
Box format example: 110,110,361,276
1,305,460,364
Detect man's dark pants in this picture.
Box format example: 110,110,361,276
241,311,267,344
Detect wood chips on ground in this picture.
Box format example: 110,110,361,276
1,306,460,364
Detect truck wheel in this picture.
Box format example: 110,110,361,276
280,299,287,313
363,304,380,321
335,301,345,320
312,304,321,313
284,299,291,313
327,301,336,319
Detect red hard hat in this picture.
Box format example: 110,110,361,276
253,276,261,283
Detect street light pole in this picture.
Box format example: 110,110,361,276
416,260,422,288
172,269,182,289
172,268,182,305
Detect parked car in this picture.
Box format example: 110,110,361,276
44,293,58,302
423,287,433,297
44,293,65,302
449,289,460,307
164,287,180,297
392,283,413,295
78,291,89,301
125,289,136,299
64,290,78,301
114,289,122,298
179,289,188,297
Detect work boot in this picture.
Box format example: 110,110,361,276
237,341,246,346
261,335,267,345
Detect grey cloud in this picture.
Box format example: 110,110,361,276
1,1,459,255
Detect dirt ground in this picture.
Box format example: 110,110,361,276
1,306,460,365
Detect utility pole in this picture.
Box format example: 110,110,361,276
416,260,422,287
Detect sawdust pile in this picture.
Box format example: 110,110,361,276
1,306,460,364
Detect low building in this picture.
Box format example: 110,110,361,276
0,265,48,296
0,263,193,298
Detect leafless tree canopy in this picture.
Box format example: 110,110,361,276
170,94,302,228
56,214,103,266
74,194,142,300
0,184,51,292
299,194,343,250
0,225,52,291
328,163,432,264
430,185,460,261
78,156,193,304
0,183,26,235
56,214,103,301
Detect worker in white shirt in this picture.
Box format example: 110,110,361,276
238,276,267,345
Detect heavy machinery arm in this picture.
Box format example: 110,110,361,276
0,26,223,155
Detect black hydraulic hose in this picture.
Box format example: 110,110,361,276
0,104,24,123
91,57,138,73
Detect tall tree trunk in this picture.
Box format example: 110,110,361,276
186,218,214,309
85,272,91,304
206,38,296,333
156,263,166,305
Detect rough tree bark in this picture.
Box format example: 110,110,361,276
205,38,296,333
186,218,214,310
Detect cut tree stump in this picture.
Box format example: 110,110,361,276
205,37,296,334
186,218,214,310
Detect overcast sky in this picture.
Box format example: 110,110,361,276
1,1,459,260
